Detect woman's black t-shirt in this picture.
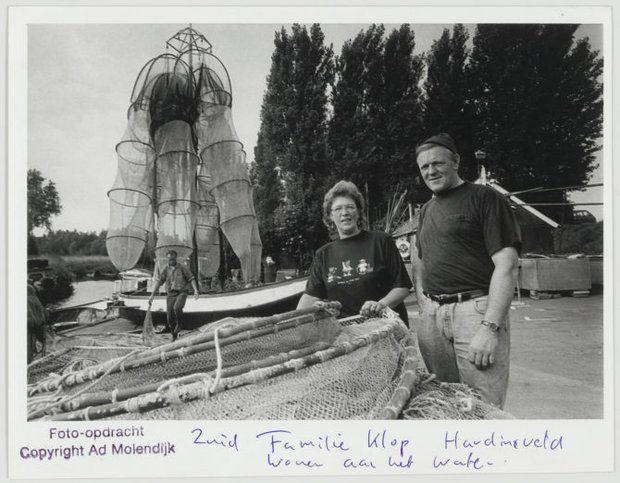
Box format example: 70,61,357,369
305,230,413,324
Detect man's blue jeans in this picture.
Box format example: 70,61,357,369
416,296,510,409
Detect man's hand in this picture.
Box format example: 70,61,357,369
193,291,200,301
467,324,499,369
147,297,153,306
360,300,386,317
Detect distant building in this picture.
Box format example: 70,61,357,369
478,171,558,254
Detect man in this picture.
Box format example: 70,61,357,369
148,250,199,341
413,133,521,409
27,283,47,363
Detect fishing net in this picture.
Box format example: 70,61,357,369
197,105,262,284
400,375,515,420
195,178,220,278
193,60,232,107
26,304,513,421
28,337,143,386
107,29,263,282
106,115,155,271
153,120,199,268
106,204,153,272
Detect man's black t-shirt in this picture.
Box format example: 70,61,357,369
416,182,521,295
305,230,413,324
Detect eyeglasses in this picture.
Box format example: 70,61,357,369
331,204,357,214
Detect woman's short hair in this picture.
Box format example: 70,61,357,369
322,180,367,232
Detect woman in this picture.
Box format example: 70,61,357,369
297,180,412,325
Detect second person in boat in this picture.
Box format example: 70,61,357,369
297,180,412,325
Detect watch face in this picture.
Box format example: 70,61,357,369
482,320,499,331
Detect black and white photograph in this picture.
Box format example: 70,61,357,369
5,3,616,480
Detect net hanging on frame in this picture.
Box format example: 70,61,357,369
106,27,262,283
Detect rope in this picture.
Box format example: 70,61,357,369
420,373,436,385
57,345,139,351
157,373,212,393
27,387,65,416
211,328,223,393
155,373,214,406
27,348,143,420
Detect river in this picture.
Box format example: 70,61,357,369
57,280,116,308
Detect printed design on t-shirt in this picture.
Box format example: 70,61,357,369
327,266,340,283
327,258,374,286
342,260,354,277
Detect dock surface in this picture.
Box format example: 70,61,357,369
407,292,604,419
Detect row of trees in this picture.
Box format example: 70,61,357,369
27,169,109,257
32,229,108,256
252,23,603,268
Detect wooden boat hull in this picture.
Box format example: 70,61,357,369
117,277,308,329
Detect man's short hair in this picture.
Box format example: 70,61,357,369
166,249,178,257
415,133,458,157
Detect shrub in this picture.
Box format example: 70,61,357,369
553,222,603,254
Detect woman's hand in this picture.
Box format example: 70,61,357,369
360,300,387,317
312,300,329,309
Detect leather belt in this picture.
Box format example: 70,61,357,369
424,289,487,305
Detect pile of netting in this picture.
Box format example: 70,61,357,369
27,303,512,421
28,332,153,386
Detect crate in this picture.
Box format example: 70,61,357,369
519,258,591,292
588,257,604,286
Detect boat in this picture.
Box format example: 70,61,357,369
104,26,306,323
117,276,308,329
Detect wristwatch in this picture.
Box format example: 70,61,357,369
480,320,500,332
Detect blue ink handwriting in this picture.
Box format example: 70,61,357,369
192,429,239,451
255,429,350,454
433,451,493,470
367,429,410,457
344,457,376,469
444,430,563,452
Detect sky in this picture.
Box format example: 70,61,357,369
28,22,604,233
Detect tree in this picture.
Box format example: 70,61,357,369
467,24,603,221
328,25,424,216
381,25,426,195
27,169,62,234
252,24,334,267
423,24,478,181
329,24,385,198
252,27,293,258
